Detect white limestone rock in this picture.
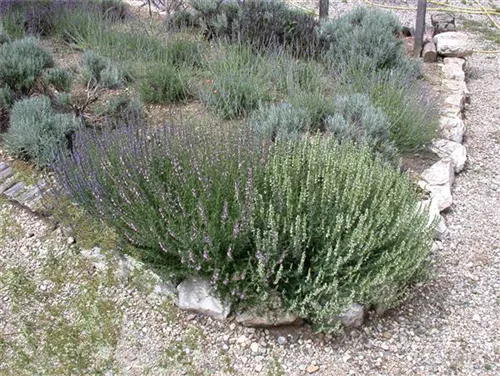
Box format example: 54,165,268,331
338,304,365,328
434,32,473,57
177,277,231,320
431,139,467,172
421,159,455,211
439,116,466,143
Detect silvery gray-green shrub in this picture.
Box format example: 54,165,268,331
54,122,431,332
250,102,310,141
42,67,72,92
0,37,54,94
81,50,123,89
4,96,80,167
326,93,398,162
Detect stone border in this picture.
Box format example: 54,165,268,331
418,33,471,245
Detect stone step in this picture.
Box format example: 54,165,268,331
4,182,26,199
0,166,13,181
0,176,16,194
18,185,44,212
0,161,9,171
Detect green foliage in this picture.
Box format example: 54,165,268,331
251,138,431,331
319,7,411,73
288,89,335,132
165,10,200,30
81,50,123,89
337,66,437,153
97,0,129,21
250,102,310,141
138,64,191,104
271,55,326,94
97,94,143,124
237,0,321,57
166,39,203,68
42,67,72,92
189,0,321,57
326,93,398,162
0,86,14,110
0,37,54,94
3,96,80,167
55,124,431,332
0,23,11,44
202,46,272,119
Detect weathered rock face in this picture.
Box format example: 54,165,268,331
236,294,302,327
421,159,455,211
338,304,365,328
431,13,456,35
439,57,468,144
434,32,473,58
416,199,450,240
431,139,467,173
176,277,231,320
236,309,302,327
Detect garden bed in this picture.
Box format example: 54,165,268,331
0,0,448,334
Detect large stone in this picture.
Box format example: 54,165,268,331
442,61,465,81
439,116,466,143
443,57,465,69
236,295,302,327
431,13,456,35
431,139,467,172
443,79,470,99
444,93,466,111
421,159,455,211
176,277,231,320
421,159,455,186
434,32,473,57
417,200,449,240
338,304,365,328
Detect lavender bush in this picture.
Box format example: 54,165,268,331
54,122,432,331
54,122,267,300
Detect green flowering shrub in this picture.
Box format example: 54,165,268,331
0,37,54,94
252,138,431,331
3,96,80,167
54,122,432,332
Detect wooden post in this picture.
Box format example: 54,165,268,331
413,0,427,57
319,0,329,20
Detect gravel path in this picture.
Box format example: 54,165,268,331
1,3,500,375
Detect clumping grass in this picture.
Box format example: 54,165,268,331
138,64,192,104
202,45,273,119
336,65,438,153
